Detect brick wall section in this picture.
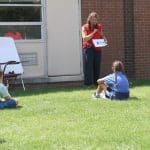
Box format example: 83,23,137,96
134,0,150,79
81,0,150,80
81,0,125,77
123,0,135,79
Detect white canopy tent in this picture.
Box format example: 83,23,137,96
0,37,25,90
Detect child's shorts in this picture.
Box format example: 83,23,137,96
0,99,17,109
106,87,129,100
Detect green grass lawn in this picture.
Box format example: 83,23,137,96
0,80,150,150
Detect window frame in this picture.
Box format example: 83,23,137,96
0,1,45,41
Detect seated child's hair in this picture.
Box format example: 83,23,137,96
112,60,124,72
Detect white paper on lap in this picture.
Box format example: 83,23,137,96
93,39,108,47
0,37,23,74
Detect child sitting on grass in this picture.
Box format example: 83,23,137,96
93,60,129,100
0,70,18,109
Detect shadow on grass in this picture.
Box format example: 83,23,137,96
9,80,150,97
11,105,23,109
130,80,150,88
0,138,6,144
109,96,139,102
0,105,23,111
10,84,96,97
129,96,139,101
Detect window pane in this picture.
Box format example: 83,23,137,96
0,6,41,22
0,0,41,4
0,25,41,39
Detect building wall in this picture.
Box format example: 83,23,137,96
134,0,150,79
15,0,83,83
81,0,125,77
81,0,150,80
16,41,46,78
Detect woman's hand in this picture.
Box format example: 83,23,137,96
82,28,98,42
93,29,98,34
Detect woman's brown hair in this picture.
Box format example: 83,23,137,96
87,12,99,29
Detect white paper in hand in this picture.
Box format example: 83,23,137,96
93,39,107,47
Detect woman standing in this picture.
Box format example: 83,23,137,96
82,12,107,86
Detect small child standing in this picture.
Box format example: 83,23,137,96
93,60,129,100
0,70,18,109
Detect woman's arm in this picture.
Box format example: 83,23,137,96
81,27,98,42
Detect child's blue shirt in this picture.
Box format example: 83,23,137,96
103,72,129,100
